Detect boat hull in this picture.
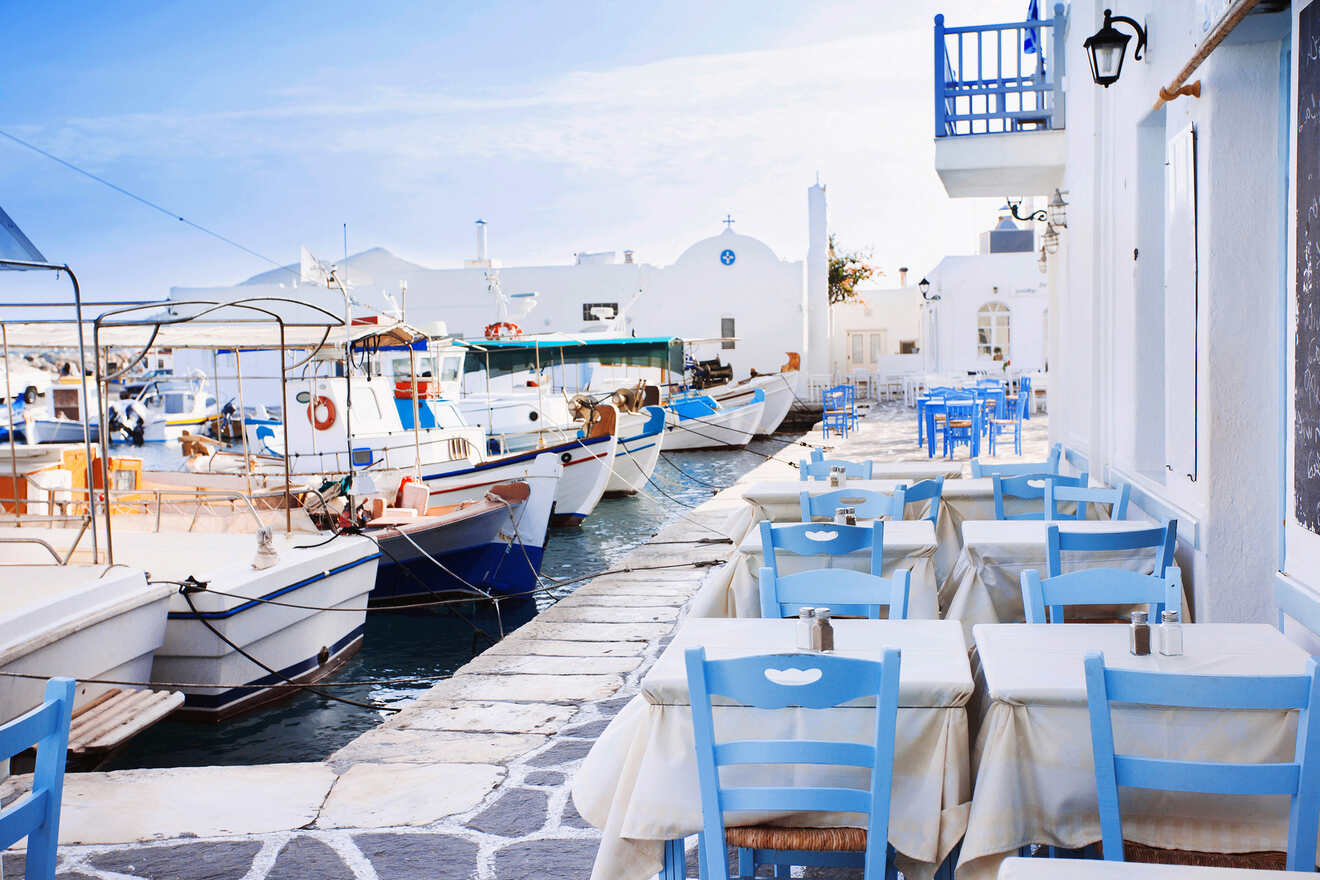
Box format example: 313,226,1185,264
24,417,98,445
605,406,666,496
663,398,765,451
545,432,616,525
710,372,798,435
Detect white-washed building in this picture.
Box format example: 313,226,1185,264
932,0,1309,627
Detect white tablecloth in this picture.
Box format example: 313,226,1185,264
690,520,939,619
962,624,1314,880
724,479,917,545
942,520,1167,638
998,856,1290,879
574,618,974,880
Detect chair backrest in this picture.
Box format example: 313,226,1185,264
970,441,1062,477
1084,650,1320,870
0,677,76,876
822,386,849,410
1045,521,1178,578
993,472,1088,520
760,519,884,577
800,487,906,522
1022,565,1183,624
799,458,874,481
686,646,901,880
759,567,910,619
900,477,944,525
1045,483,1132,521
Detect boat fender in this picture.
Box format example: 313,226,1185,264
560,451,572,464
395,475,415,508
307,395,336,430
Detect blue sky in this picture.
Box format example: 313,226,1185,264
3,0,1025,302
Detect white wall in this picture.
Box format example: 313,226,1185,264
922,251,1049,377
830,287,923,375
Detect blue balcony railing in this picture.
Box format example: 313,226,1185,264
934,4,1066,138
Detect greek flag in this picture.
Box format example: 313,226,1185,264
1023,0,1041,54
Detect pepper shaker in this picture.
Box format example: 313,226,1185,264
815,608,834,652
1129,610,1151,656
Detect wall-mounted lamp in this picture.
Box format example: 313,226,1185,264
918,277,941,302
1037,247,1048,275
1048,189,1068,228
1043,223,1060,254
1084,9,1147,87
1004,198,1047,223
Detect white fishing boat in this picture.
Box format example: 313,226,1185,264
708,369,799,435
0,551,181,766
663,389,765,451
23,378,101,444
605,405,666,496
109,371,219,443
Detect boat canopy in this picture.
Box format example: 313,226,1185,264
453,335,683,378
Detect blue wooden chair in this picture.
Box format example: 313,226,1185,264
970,442,1062,477
822,386,852,439
686,646,902,880
0,677,76,880
759,567,910,619
800,487,907,523
1019,375,1033,419
800,457,874,481
1084,650,1320,870
1045,521,1178,578
1021,566,1183,624
1044,483,1132,521
941,398,980,459
992,472,1088,520
761,519,885,578
986,391,1028,456
901,477,945,526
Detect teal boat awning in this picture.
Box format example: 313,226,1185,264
457,336,683,377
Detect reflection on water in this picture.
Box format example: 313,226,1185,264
106,440,790,769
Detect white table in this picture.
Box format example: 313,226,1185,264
998,857,1290,879
689,519,939,619
942,520,1168,638
574,618,974,880
962,624,1314,880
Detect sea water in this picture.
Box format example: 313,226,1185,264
106,439,789,769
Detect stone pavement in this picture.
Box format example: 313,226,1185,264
4,402,1048,879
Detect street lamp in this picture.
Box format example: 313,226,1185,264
1043,223,1060,254
1048,189,1068,228
1084,9,1147,88
1037,247,1048,274
918,277,931,297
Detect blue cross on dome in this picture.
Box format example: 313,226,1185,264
720,248,736,265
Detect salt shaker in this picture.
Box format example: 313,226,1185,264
1129,610,1151,656
812,608,834,652
834,507,849,525
797,607,816,650
1159,609,1183,656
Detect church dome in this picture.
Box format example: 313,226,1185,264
673,227,781,268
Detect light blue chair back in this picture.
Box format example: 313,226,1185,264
900,477,944,525
0,677,76,879
1084,650,1320,870
1045,522,1178,578
1021,565,1183,624
800,458,874,481
760,520,884,577
993,472,1088,520
800,487,906,522
686,646,902,880
970,442,1062,477
1276,575,1320,634
759,567,910,620
1044,482,1131,521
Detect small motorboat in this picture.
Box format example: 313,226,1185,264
109,372,219,443
603,405,667,496
24,378,101,444
663,388,765,451
707,368,800,435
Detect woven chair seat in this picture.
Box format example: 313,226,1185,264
948,419,973,428
932,414,946,421
989,418,1017,425
725,825,867,852
1116,842,1286,870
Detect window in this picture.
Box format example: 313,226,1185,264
899,340,918,354
721,317,735,350
582,302,619,322
850,334,864,364
976,302,1011,360
869,332,886,362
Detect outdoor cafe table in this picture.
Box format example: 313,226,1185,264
997,856,1293,879
688,519,939,619
941,520,1167,639
960,623,1315,880
573,618,975,880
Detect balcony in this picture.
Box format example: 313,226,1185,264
934,5,1067,198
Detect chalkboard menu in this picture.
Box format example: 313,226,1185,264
1298,1,1320,532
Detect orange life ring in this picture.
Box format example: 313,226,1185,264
394,379,431,399
307,395,336,430
484,321,523,340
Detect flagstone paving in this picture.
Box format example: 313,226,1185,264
8,402,1048,879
